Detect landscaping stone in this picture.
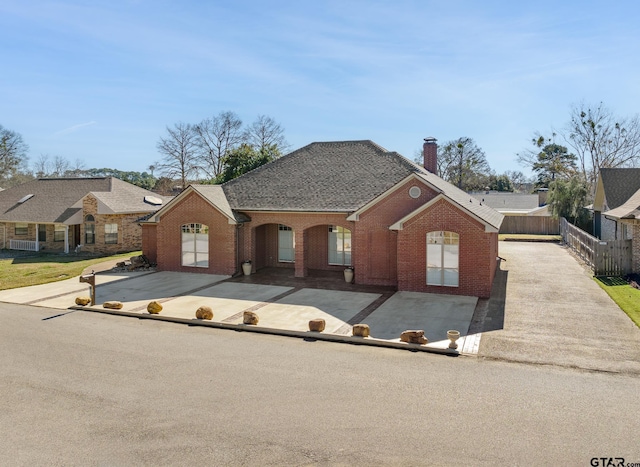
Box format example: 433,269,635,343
75,296,91,306
308,319,326,332
243,311,259,325
196,306,213,320
400,330,428,345
352,323,370,337
147,301,163,314
103,301,123,310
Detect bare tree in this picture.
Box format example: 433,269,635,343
194,111,243,179
438,137,491,191
156,122,199,189
565,102,640,189
244,115,289,153
50,155,70,177
33,154,50,178
0,124,29,179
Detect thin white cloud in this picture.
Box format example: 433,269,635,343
54,121,97,136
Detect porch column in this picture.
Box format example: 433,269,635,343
35,223,40,252
64,225,69,254
294,228,307,278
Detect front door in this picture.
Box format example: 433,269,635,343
73,225,81,249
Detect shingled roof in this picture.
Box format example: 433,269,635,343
222,141,420,212
218,140,503,230
599,168,640,209
0,177,170,224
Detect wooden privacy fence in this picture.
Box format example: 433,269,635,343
499,216,560,235
560,218,632,276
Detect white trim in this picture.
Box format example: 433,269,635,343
150,185,237,225
241,210,350,216
389,194,499,233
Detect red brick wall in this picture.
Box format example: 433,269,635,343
396,198,496,298
155,191,237,275
142,224,157,264
145,179,500,297
355,180,440,286
240,212,354,276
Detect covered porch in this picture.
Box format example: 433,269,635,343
244,220,353,279
1,222,79,253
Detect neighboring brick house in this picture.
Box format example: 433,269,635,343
0,177,171,255
593,168,640,241
593,168,640,272
142,140,504,297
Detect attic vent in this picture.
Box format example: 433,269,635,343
144,195,163,206
18,194,34,204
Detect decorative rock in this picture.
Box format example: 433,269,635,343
352,323,370,337
243,311,259,325
147,301,163,314
308,319,326,332
103,301,123,310
75,296,91,306
196,306,213,320
400,329,428,345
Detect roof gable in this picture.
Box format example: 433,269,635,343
595,168,640,210
389,194,500,233
148,184,237,224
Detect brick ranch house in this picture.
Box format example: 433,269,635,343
142,140,505,298
0,177,171,254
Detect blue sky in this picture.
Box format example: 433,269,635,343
2,0,639,177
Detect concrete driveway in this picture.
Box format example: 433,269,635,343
0,270,479,353
478,241,640,373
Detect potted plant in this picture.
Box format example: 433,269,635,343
242,260,252,276
344,266,354,283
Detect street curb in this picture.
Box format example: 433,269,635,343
69,306,461,356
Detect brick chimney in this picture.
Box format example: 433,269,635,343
423,137,437,174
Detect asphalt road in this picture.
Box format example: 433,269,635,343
2,303,640,466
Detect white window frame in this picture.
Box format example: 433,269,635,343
15,223,28,236
182,223,209,268
54,224,66,242
104,223,118,244
328,226,352,266
426,231,459,287
278,224,295,263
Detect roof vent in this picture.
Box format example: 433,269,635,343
144,195,163,206
18,194,34,204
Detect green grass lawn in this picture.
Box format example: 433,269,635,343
595,276,640,328
0,251,140,291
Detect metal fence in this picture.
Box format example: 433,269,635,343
499,216,560,235
560,217,632,276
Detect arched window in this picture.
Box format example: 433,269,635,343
84,215,95,244
328,226,352,266
182,223,209,268
426,231,459,287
